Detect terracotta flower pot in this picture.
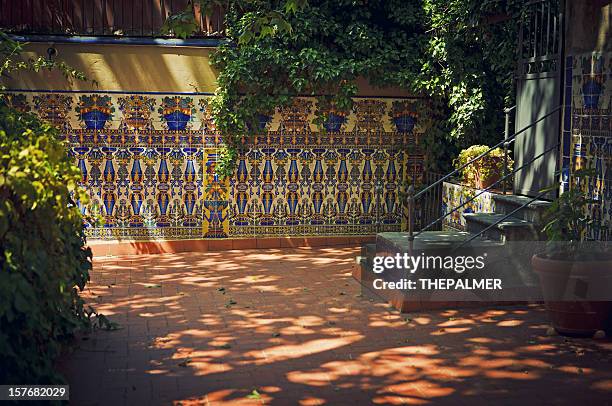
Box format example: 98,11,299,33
475,173,500,190
531,254,612,336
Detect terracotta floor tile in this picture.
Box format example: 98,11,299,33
58,248,612,405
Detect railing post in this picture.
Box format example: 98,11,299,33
406,185,415,241
503,107,513,195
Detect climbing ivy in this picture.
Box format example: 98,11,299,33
0,31,88,90
164,0,526,175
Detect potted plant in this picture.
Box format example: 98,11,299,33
454,145,511,190
531,171,612,336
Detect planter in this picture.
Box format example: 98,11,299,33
324,113,347,132
125,118,149,129
531,254,612,336
246,114,272,132
475,173,500,190
455,145,509,192
257,114,272,130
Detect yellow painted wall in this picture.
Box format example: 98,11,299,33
3,43,219,93
3,42,414,98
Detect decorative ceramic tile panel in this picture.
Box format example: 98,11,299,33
6,92,426,240
228,100,416,237
569,52,612,241
441,182,496,230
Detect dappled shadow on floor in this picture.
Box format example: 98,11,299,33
58,248,612,406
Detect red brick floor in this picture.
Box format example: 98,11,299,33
58,247,612,405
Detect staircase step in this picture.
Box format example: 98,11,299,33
463,213,538,241
376,230,503,255
492,194,551,223
352,231,540,313
360,243,376,267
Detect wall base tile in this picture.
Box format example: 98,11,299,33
255,238,282,249
231,238,258,250
207,239,233,251
88,236,368,257
280,237,306,248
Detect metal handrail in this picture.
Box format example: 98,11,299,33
416,142,559,236
453,183,556,251
406,104,561,240
502,105,516,194
412,105,560,201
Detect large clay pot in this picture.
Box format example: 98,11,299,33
475,173,500,190
531,254,612,336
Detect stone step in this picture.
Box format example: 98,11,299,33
352,231,540,313
376,230,503,256
463,212,539,242
359,243,377,268
492,193,552,224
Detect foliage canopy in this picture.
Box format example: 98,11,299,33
164,0,525,175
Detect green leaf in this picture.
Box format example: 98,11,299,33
246,390,261,400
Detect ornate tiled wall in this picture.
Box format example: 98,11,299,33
5,92,425,240
441,182,496,230
565,52,612,240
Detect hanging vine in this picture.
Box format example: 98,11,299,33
163,0,526,175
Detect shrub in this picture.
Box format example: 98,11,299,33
0,102,92,384
454,145,512,189
540,169,609,261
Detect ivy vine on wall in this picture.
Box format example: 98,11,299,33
163,0,526,176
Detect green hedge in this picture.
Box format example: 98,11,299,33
0,102,92,384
